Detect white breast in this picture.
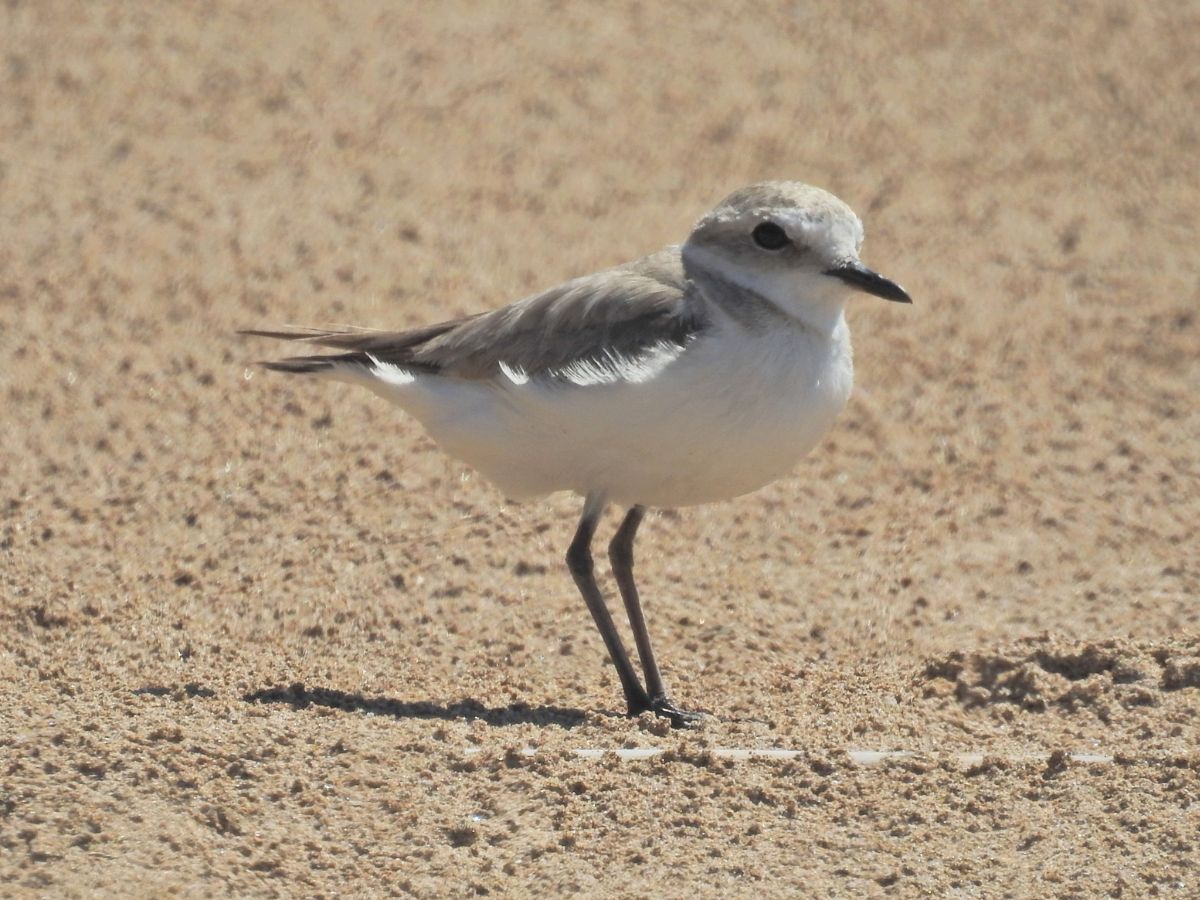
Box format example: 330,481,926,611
366,307,854,509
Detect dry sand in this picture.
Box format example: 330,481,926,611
2,2,1199,896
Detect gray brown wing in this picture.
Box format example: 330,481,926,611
244,247,706,381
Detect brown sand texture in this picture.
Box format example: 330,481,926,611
2,2,1199,896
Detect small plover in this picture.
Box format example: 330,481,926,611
245,181,910,727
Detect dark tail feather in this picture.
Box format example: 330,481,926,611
238,323,462,353
240,325,448,375
240,328,327,342
260,355,359,374
242,329,369,375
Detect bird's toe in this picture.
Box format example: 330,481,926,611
650,697,705,729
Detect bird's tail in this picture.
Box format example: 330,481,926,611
259,356,342,375
239,325,453,377
240,328,374,376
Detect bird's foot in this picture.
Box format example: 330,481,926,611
624,688,653,719
624,692,703,729
649,696,705,729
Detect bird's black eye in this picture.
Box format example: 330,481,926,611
752,222,790,251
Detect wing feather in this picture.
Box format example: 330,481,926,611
243,247,705,382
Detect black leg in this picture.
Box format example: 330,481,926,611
566,494,650,716
609,507,703,728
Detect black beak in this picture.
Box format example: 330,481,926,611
824,261,912,304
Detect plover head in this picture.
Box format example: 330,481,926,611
682,181,911,331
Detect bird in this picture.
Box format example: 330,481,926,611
243,181,911,728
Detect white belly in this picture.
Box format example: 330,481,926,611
364,314,853,509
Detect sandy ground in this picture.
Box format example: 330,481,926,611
2,1,1199,896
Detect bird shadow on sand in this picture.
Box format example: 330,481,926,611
243,682,603,729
